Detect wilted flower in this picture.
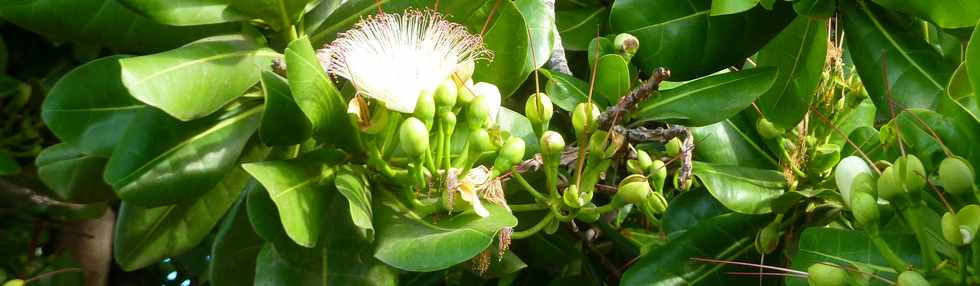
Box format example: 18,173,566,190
323,10,491,113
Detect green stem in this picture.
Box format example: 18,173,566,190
283,25,298,43
973,242,980,282
510,203,549,212
512,212,555,239
959,247,968,286
511,172,548,203
901,205,941,269
870,233,910,272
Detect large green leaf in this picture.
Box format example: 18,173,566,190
842,126,896,162
35,143,115,204
334,165,374,236
609,0,794,80
595,54,631,104
633,68,778,127
210,188,264,286
373,194,518,272
242,148,347,247
515,0,555,71
620,213,768,285
946,64,979,118
472,0,530,98
307,0,422,45
117,0,246,26
828,98,877,147
890,109,980,173
228,0,315,30
259,71,312,146
754,17,828,130
555,6,608,51
692,162,785,214
254,244,321,286
842,0,954,118
710,0,759,16
113,144,266,271
120,35,280,121
284,37,356,150
245,182,322,267
0,0,232,53
690,115,778,169
538,69,609,112
870,0,980,29
967,20,980,114
787,227,923,286
104,105,262,206
662,190,729,239
42,56,147,157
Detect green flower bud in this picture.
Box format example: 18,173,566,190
636,150,654,170
941,211,965,245
524,92,554,125
399,117,429,157
466,94,491,129
617,174,651,205
896,271,929,286
939,156,975,196
835,156,873,207
440,111,457,135
414,91,436,126
957,205,980,244
563,185,584,209
648,191,668,214
808,144,841,176
649,160,667,192
851,172,877,198
627,160,646,174
469,128,494,153
494,137,526,171
572,102,600,137
755,118,784,139
877,166,903,201
895,155,926,195
807,263,849,286
755,220,781,254
434,78,458,109
3,279,25,286
458,79,476,104
454,60,475,83
666,138,682,158
614,33,639,56
540,131,565,157
850,191,879,230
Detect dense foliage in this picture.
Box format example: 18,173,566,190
0,0,978,285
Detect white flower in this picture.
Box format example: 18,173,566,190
472,82,501,125
323,10,491,113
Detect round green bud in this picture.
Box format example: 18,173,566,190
524,92,554,125
807,263,849,286
956,204,980,244
939,156,975,196
495,137,526,171
3,280,24,286
466,94,491,129
458,79,476,104
414,90,436,123
434,78,458,109
454,60,475,83
941,211,965,246
540,131,566,157
850,191,879,230
851,172,877,198
440,111,457,134
563,185,583,209
835,156,873,207
666,138,682,158
648,191,668,214
808,144,841,176
469,128,494,153
879,123,898,147
572,102,600,137
613,33,639,55
399,117,429,157
896,155,926,195
755,220,781,254
755,118,784,139
617,174,652,205
896,271,930,286
877,166,904,201
636,150,654,170
649,160,667,192
627,160,646,175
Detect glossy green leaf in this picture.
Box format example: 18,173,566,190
842,0,954,118
373,194,518,272
472,1,530,98
301,0,345,34
113,144,265,271
870,0,980,29
946,64,979,118
104,105,262,206
891,109,980,172
35,143,114,203
633,68,778,127
245,182,322,267
787,227,922,286
254,244,321,286
754,17,827,130
259,71,312,146
710,0,759,16
228,0,314,30
967,20,980,114
496,108,539,154
42,56,147,157
621,213,768,285
693,162,785,214
321,190,398,285
662,189,729,239
595,54,630,104
334,165,374,236
284,37,357,150
210,188,263,286
828,98,877,147
516,0,555,71
690,116,778,169
117,0,246,26
0,0,233,53
555,6,609,51
243,148,347,247
538,69,608,112
792,0,835,18
120,35,279,121
842,126,895,162
307,0,421,45
609,0,794,80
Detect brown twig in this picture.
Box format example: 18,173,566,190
0,179,88,211
597,68,671,130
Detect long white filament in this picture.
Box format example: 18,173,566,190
324,10,491,113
